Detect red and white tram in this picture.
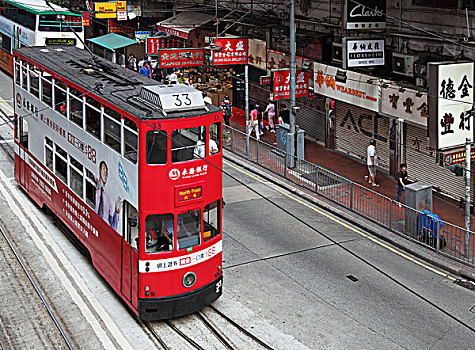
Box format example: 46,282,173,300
13,46,223,320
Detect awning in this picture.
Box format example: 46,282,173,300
87,33,137,51
157,12,215,40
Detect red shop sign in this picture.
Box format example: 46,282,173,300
146,37,184,54
260,76,271,85
271,69,309,100
212,37,248,65
159,48,205,68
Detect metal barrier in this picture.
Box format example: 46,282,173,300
223,125,475,267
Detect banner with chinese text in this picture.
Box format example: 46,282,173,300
146,37,184,54
271,69,308,100
158,48,205,68
212,37,248,65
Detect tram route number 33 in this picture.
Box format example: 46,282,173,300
172,93,192,107
160,92,202,112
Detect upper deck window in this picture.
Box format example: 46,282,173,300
172,126,206,163
146,130,167,165
85,96,101,139
39,14,83,32
69,86,83,127
4,5,36,30
54,79,67,116
103,106,121,153
28,64,40,99
209,122,221,156
41,71,53,107
124,118,138,164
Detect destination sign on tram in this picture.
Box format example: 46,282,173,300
178,186,202,202
46,38,77,46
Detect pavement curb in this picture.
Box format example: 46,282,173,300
223,150,475,281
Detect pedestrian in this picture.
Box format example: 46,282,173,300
248,105,260,140
202,91,212,105
139,62,152,78
221,96,232,126
396,163,408,205
256,102,264,136
127,54,137,71
279,103,290,125
265,101,276,133
138,57,145,70
366,139,379,187
153,66,163,82
167,69,178,84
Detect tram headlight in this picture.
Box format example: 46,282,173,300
183,272,196,288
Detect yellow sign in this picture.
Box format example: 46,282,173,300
116,1,126,12
94,2,117,19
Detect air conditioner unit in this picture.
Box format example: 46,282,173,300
392,53,419,77
332,43,343,63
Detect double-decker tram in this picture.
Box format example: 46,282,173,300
0,0,84,74
13,46,223,320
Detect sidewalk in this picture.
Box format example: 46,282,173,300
229,107,475,230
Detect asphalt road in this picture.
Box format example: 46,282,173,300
0,66,473,349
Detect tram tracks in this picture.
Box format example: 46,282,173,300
142,305,274,350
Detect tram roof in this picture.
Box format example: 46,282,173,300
14,46,220,120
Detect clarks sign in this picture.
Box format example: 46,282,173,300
344,0,386,30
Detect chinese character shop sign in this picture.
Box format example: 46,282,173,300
146,37,184,54
212,37,248,65
428,62,474,149
159,48,204,68
271,69,308,100
346,38,384,67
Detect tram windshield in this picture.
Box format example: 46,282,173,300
177,210,201,250
172,126,206,162
145,214,174,253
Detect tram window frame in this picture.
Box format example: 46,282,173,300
14,58,20,86
69,86,84,128
54,145,68,183
21,60,27,90
44,137,53,171
28,64,40,99
145,214,174,253
69,155,83,198
85,96,102,140
172,126,206,163
123,118,138,164
54,79,67,116
177,209,201,250
103,109,121,153
0,33,11,53
41,71,53,107
146,130,167,165
85,169,96,209
209,122,221,156
204,200,220,242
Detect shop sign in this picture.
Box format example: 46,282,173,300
442,149,475,166
146,37,184,54
108,19,134,33
428,62,474,150
343,0,386,29
381,84,428,127
260,76,271,85
116,1,127,21
94,2,117,19
248,38,266,70
271,69,308,100
158,48,205,68
345,38,384,67
313,62,379,112
135,31,151,40
267,50,304,71
212,37,248,65
82,13,90,26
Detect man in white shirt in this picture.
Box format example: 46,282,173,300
168,71,178,84
367,139,379,187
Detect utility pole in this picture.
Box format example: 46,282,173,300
287,0,296,168
465,137,471,260
245,64,250,156
215,0,218,37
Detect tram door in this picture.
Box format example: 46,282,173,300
17,117,29,190
122,201,139,309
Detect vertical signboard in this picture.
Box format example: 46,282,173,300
271,69,308,100
343,0,386,29
116,1,127,21
429,62,474,150
212,37,248,65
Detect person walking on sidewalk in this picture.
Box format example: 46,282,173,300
367,140,379,187
396,163,408,203
256,102,264,136
221,96,232,126
248,105,260,140
279,104,290,125
265,101,276,133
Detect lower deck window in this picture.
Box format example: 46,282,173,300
145,214,174,253
204,200,220,242
177,209,201,250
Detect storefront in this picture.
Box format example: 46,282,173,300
87,33,138,65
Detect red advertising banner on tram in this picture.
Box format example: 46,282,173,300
212,37,248,65
146,37,184,54
271,69,309,100
158,48,205,68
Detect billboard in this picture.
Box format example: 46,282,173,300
158,48,205,68
212,37,248,65
343,0,386,30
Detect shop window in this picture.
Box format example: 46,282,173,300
209,122,221,156
124,118,138,164
146,130,167,164
177,209,201,250
69,155,83,197
104,113,121,153
172,126,206,162
55,145,67,183
85,96,101,139
204,200,220,242
54,80,67,116
69,86,83,127
29,65,40,99
85,169,96,209
145,214,174,253
41,72,52,107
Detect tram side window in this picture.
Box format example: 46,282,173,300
41,72,53,107
0,33,11,53
145,214,174,253
21,61,27,90
172,126,206,163
29,65,40,99
177,209,201,250
69,155,83,198
85,96,101,139
54,80,67,116
69,87,84,127
124,118,138,164
14,58,20,86
204,200,220,242
103,106,121,153
44,137,53,171
85,169,96,209
209,122,221,156
55,145,68,183
146,131,167,164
